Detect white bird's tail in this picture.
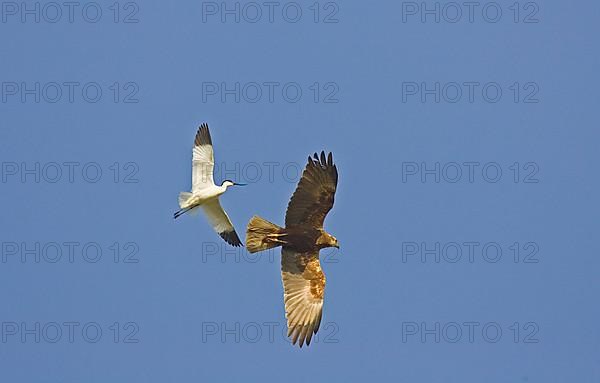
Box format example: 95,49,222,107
246,215,284,253
174,192,196,219
178,192,193,208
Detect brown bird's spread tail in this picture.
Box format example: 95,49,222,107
246,215,284,253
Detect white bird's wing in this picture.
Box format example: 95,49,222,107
201,198,242,247
281,248,325,347
192,123,215,192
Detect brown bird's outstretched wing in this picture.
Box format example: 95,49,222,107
285,151,338,228
281,248,325,347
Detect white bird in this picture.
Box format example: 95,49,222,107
174,123,245,247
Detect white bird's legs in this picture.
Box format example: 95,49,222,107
173,186,227,219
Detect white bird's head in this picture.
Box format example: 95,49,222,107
221,180,246,189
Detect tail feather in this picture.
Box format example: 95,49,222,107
246,215,284,253
174,192,199,219
178,192,193,208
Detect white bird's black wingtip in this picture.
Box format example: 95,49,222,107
220,230,243,247
195,123,212,146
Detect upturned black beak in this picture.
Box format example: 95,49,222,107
234,182,247,186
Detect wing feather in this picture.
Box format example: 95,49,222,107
285,151,338,228
281,248,325,347
201,199,242,247
192,123,215,192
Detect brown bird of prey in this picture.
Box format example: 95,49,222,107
246,151,339,347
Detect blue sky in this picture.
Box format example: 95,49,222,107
0,1,598,381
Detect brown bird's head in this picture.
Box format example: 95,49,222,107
317,231,339,249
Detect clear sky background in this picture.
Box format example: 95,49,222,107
0,1,598,382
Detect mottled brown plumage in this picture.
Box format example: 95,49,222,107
246,151,339,347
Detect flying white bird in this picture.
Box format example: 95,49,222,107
174,123,244,247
